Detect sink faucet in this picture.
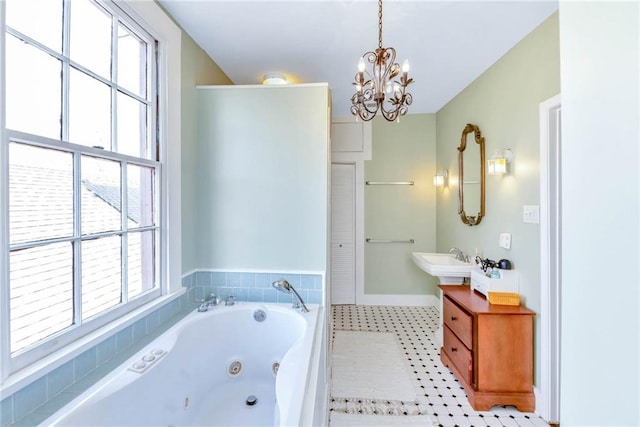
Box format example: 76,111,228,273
449,247,468,262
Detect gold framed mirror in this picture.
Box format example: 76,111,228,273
458,123,485,226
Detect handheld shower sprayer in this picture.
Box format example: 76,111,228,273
272,279,310,313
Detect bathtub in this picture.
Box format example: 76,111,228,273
41,302,324,427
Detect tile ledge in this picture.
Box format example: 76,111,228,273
0,289,186,398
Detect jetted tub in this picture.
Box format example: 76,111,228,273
41,303,323,426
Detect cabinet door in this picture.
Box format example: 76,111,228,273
475,314,534,392
331,163,356,304
331,243,355,304
331,118,371,159
332,121,364,152
331,164,355,244
331,164,355,304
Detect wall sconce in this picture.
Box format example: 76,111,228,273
488,149,513,175
433,170,448,187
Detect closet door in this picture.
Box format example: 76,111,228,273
331,164,355,304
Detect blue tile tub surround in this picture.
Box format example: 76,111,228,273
0,271,322,426
0,291,196,427
188,271,323,306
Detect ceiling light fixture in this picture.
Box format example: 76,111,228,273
262,72,288,85
351,0,414,122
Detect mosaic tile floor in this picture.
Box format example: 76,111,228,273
329,305,550,427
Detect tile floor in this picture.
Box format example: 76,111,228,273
329,305,550,427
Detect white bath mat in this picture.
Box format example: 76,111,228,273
330,412,434,426
331,330,416,402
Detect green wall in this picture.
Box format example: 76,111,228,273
195,85,329,272
180,32,232,274
365,114,438,295
435,12,560,390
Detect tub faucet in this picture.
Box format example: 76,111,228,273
197,293,220,312
272,279,309,313
225,295,235,306
449,247,468,262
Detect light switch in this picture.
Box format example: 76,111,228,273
499,233,511,249
523,205,540,224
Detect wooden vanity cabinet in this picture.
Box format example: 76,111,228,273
439,285,535,412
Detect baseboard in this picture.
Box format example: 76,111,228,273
357,294,439,307
533,385,559,424
533,385,540,416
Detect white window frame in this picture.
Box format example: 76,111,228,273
0,0,182,388
7,132,162,373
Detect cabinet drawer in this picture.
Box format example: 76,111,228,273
443,325,473,385
443,296,473,348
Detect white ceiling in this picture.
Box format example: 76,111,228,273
158,1,558,117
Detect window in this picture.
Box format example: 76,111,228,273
2,0,162,374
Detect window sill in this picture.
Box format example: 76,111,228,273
0,289,186,398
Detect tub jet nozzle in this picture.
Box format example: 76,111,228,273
246,395,258,406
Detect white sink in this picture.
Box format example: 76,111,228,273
411,252,474,284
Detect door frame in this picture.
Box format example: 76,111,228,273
539,94,561,423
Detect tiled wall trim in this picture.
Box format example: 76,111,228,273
0,291,196,427
189,270,323,306
0,270,323,426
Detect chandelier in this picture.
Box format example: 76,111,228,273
351,0,414,122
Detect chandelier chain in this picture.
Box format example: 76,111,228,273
378,0,383,49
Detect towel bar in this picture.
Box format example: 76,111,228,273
366,238,415,243
365,181,414,186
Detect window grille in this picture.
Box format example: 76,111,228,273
2,0,162,373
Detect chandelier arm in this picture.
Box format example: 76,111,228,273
378,48,398,86
351,84,381,121
380,109,397,122
354,88,381,116
351,102,378,121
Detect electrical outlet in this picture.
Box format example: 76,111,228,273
523,205,540,224
499,233,511,249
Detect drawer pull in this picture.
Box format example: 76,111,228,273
450,347,458,353
450,315,457,321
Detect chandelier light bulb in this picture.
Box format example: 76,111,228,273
358,57,366,73
386,82,393,94
402,59,410,73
